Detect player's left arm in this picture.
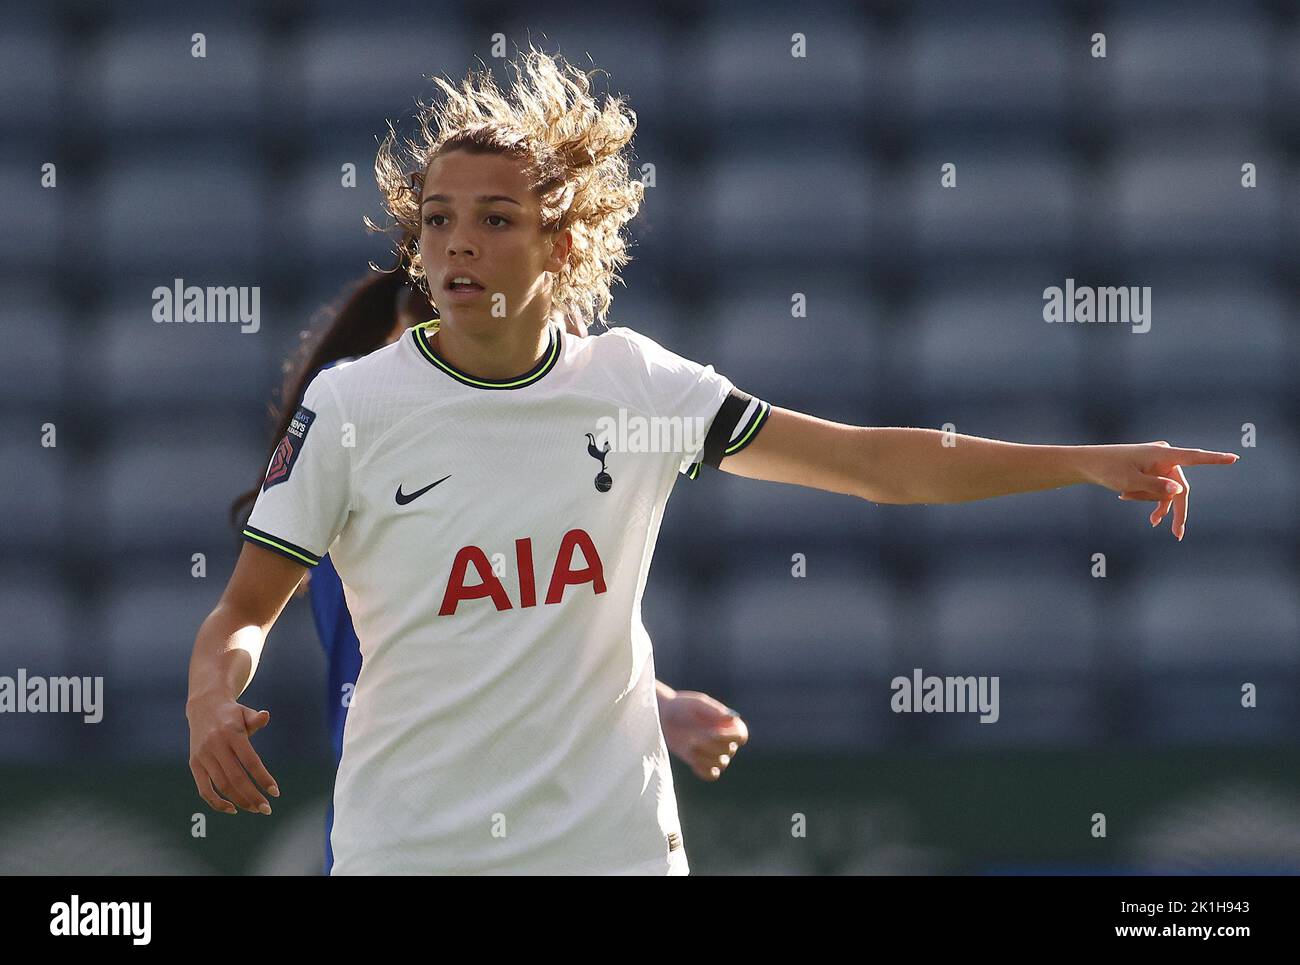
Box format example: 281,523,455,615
655,680,748,781
718,406,1240,540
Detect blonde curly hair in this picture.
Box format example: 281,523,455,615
370,45,644,328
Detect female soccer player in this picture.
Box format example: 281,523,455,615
228,269,750,873
187,48,1239,875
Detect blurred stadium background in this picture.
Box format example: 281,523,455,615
1,0,1297,874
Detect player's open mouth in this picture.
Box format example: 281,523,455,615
445,274,486,301
447,274,488,300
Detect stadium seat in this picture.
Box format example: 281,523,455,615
98,147,267,272
0,415,68,555
292,18,472,129
0,21,59,133
100,564,223,689
94,551,323,757
1102,145,1282,260
275,150,401,271
898,9,1069,132
0,284,69,407
99,297,272,410
94,417,266,554
712,544,896,751
1133,678,1296,745
0,159,62,269
719,557,898,681
0,565,75,675
95,558,273,760
1286,157,1300,261
687,11,875,129
603,297,679,349
610,132,679,250
1131,556,1298,670
0,564,89,760
82,22,266,132
1110,547,1298,743
900,276,1087,404
703,279,881,417
925,548,1099,675
692,149,878,267
1108,8,1271,121
903,150,1079,261
917,548,1103,745
1099,276,1290,397
1285,24,1300,124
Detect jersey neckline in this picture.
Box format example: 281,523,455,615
410,320,561,390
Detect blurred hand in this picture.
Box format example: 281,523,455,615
1079,440,1239,540
186,695,278,815
659,690,749,781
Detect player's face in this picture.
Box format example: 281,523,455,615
418,149,567,329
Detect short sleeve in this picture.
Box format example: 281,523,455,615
242,370,352,567
681,386,772,480
612,328,771,480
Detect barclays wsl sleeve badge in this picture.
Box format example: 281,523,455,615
262,404,317,491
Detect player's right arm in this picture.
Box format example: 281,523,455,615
186,543,308,815
188,368,353,814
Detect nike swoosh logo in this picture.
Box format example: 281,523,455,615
395,474,452,505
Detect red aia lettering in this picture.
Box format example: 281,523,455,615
545,529,607,604
438,546,511,615
439,529,606,616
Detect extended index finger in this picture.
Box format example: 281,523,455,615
1169,448,1239,466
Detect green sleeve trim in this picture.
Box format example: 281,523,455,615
242,526,322,567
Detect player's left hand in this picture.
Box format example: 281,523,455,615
1080,440,1239,540
659,690,749,781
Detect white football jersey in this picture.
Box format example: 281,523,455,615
243,319,770,874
